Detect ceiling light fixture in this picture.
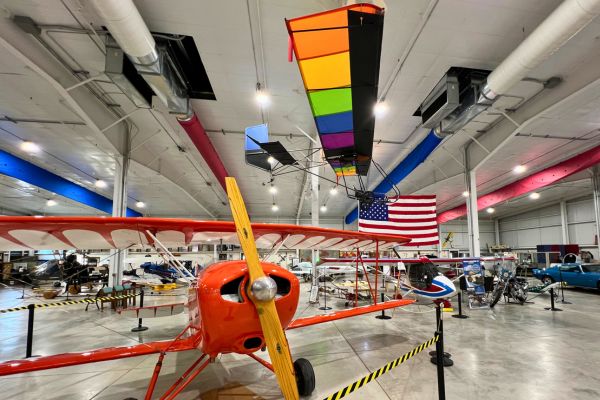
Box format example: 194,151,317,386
255,83,271,107
320,205,327,213
46,199,57,207
486,207,495,214
94,179,107,189
271,203,279,212
513,165,526,174
462,191,469,197
136,201,146,208
267,156,276,165
529,192,540,200
330,187,338,196
269,185,277,194
374,101,389,118
20,141,40,153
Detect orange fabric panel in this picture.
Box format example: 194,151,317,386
299,52,350,90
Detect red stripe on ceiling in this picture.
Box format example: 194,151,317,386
437,144,600,223
178,113,229,191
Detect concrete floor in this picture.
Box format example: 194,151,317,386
0,283,599,400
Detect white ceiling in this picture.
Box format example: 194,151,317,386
0,0,598,222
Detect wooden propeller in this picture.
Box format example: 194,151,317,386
225,177,300,400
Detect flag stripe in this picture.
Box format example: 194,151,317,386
358,195,439,247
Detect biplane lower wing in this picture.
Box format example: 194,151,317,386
0,337,197,376
286,299,414,330
0,217,410,251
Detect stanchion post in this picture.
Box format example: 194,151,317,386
544,288,562,311
452,292,469,319
26,304,35,358
375,293,391,320
434,319,446,400
131,288,149,332
430,303,453,367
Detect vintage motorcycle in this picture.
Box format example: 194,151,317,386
490,267,529,307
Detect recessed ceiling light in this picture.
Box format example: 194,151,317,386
271,203,279,212
486,207,495,214
374,101,389,118
136,201,146,208
320,205,327,212
269,185,277,194
94,179,107,188
513,165,526,174
46,199,57,207
529,192,540,200
330,187,338,196
462,191,469,197
21,141,40,153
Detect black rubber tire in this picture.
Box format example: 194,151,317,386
490,284,504,308
542,276,554,285
294,358,315,396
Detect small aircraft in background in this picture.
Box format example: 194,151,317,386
0,178,413,400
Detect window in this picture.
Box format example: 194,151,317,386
581,264,600,273
560,266,581,273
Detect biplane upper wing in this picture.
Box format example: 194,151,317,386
0,337,196,376
287,299,414,330
0,217,410,251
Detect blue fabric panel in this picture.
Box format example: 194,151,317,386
0,149,141,217
345,130,442,224
315,111,353,134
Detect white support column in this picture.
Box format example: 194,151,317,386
494,218,500,245
310,149,319,277
592,167,600,259
108,130,131,287
560,200,570,245
465,169,481,257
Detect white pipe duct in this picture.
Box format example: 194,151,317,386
90,0,157,65
482,0,600,101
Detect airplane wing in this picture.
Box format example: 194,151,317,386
0,217,410,251
320,256,516,264
286,299,414,330
0,337,197,376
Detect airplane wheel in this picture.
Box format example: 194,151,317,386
294,358,315,396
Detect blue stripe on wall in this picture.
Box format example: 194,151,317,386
345,130,442,224
0,150,141,217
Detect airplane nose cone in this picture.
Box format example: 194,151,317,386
434,275,457,296
251,276,277,301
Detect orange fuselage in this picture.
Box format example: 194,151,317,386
188,261,300,358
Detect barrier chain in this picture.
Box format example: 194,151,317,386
322,335,439,400
0,292,138,314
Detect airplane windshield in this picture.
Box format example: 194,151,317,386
408,262,437,290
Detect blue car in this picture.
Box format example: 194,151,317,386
532,263,600,289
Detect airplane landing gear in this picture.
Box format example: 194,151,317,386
294,358,315,396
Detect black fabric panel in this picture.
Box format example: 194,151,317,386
348,10,384,176
257,141,297,165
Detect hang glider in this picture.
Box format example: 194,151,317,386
286,4,385,177
0,217,410,251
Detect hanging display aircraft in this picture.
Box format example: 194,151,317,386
0,178,414,400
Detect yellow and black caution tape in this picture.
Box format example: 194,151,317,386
323,335,439,400
0,293,138,314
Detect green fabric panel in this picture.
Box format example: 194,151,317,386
308,88,352,117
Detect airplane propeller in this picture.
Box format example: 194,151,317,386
225,177,300,400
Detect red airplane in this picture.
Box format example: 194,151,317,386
0,178,414,400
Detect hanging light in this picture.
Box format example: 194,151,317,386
94,179,107,189
513,165,526,174
269,184,277,194
255,83,271,107
320,205,327,213
267,156,276,165
486,207,495,214
529,192,540,200
373,101,389,118
329,187,338,196
271,203,279,212
46,199,57,207
462,191,469,197
136,201,146,208
20,141,40,153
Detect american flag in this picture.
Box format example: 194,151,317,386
358,195,439,247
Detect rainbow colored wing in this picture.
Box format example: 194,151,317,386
286,4,385,177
